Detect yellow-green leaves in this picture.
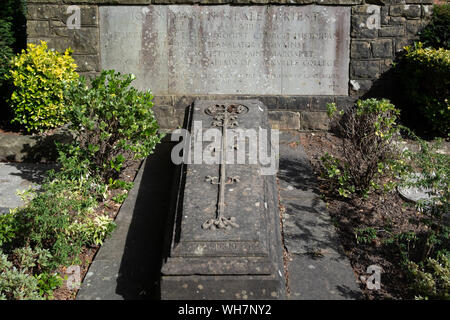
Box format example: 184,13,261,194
7,41,79,132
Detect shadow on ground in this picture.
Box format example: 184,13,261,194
115,141,176,299
3,162,56,184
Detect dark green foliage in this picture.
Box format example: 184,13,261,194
0,0,27,54
394,135,450,299
64,70,164,182
395,43,449,137
13,174,105,269
0,211,18,248
0,0,27,126
420,4,450,50
0,19,14,84
322,99,406,198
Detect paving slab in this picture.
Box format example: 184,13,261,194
278,131,361,300
0,162,55,214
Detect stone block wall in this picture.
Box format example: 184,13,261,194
26,0,438,130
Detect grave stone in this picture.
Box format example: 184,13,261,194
100,5,350,96
160,100,285,299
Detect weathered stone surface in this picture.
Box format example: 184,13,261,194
394,37,414,52
310,96,334,110
371,39,393,58
319,0,362,4
0,163,55,215
378,25,405,37
300,111,329,131
287,254,361,299
390,4,422,18
351,41,371,59
349,79,373,93
380,59,394,73
422,5,433,19
351,14,378,39
27,20,50,37
73,54,100,72
100,5,350,95
406,20,426,35
153,105,183,129
277,132,361,299
36,28,99,54
161,100,285,299
27,4,98,26
269,111,300,130
351,60,380,79
389,16,407,25
0,129,72,163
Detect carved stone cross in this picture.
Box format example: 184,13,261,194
202,104,248,230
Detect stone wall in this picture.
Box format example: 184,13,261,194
26,0,437,130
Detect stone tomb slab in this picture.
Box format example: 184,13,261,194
160,100,285,299
100,5,350,95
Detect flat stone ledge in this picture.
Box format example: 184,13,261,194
0,163,56,215
0,128,72,163
278,131,361,299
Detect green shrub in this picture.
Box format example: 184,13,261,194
15,173,114,269
7,41,79,132
0,0,27,126
0,211,18,248
420,4,450,50
407,253,449,300
0,19,14,87
354,227,378,245
394,136,449,299
0,250,44,300
35,272,63,299
322,99,406,197
63,70,163,181
0,19,15,123
0,0,27,54
396,42,449,137
0,0,27,86
65,215,116,247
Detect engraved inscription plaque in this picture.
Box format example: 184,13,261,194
100,5,351,95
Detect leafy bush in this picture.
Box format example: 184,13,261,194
63,70,163,181
14,173,115,269
394,136,449,299
354,227,378,245
407,253,449,300
0,247,62,300
0,19,14,88
395,42,449,137
420,4,450,50
0,249,45,300
7,41,79,132
321,99,406,197
0,0,27,126
0,0,27,54
0,19,15,123
35,272,63,299
0,211,18,247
